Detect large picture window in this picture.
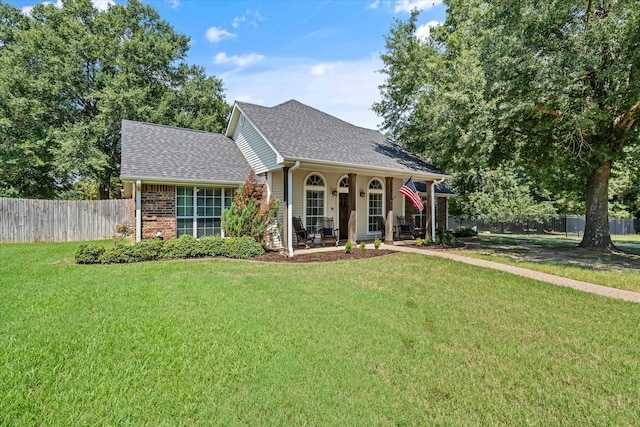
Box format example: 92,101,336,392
368,179,384,233
305,173,325,231
176,186,234,238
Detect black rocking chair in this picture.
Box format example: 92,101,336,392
293,216,314,248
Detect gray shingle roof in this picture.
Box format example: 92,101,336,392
121,120,250,183
236,100,446,175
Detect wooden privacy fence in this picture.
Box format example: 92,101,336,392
0,197,135,243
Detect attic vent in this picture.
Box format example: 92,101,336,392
240,115,245,127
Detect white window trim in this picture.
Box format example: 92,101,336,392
176,186,233,238
367,177,384,235
303,172,327,231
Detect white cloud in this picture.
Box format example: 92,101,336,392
394,0,443,13
231,15,246,29
165,0,180,9
231,9,264,29
219,56,385,129
415,20,441,41
310,63,337,76
214,52,264,68
21,0,112,15
367,0,381,9
91,0,114,11
205,27,236,43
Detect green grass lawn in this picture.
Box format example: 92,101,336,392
2,242,640,425
459,235,640,292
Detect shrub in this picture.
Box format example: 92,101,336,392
373,238,381,250
130,238,163,261
416,237,423,247
221,236,265,259
453,227,478,238
197,236,225,257
222,169,280,246
436,228,455,245
75,243,106,264
160,235,199,259
115,221,133,237
359,241,366,251
345,240,352,254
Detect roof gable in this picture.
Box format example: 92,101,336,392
235,100,446,176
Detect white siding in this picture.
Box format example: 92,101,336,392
232,117,281,174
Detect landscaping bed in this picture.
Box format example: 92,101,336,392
254,249,397,263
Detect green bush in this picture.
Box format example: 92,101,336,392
373,238,381,250
345,240,352,254
359,241,366,251
98,240,137,263
75,243,106,264
453,227,478,238
221,236,265,259
76,235,264,264
130,238,164,261
197,236,225,257
436,228,455,245
160,235,199,259
416,237,423,247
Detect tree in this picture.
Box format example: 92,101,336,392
222,170,280,246
374,1,640,250
0,0,230,199
450,165,556,221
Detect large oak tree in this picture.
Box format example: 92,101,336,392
0,0,230,199
374,1,640,250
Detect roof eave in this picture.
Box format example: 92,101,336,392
120,176,245,186
281,157,451,180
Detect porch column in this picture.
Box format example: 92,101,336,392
348,173,357,244
385,177,394,245
283,167,290,254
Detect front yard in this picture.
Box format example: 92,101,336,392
460,234,640,292
1,242,639,425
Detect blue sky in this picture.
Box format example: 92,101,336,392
12,0,447,129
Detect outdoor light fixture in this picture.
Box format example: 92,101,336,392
359,190,365,197
332,189,338,196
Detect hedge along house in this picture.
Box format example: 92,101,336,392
121,100,451,256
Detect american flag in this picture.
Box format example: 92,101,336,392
400,177,424,212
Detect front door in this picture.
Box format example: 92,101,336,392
339,193,349,240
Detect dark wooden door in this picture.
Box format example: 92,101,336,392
339,193,349,240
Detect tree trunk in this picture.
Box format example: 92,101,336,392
99,171,111,200
579,159,614,250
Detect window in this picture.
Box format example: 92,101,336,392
305,173,325,231
338,176,349,189
176,186,234,238
176,186,194,237
368,179,384,233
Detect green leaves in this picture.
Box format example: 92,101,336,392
0,0,230,199
374,0,640,248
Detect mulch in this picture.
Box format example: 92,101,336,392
253,249,397,263
253,241,466,263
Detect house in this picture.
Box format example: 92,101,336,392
120,99,452,255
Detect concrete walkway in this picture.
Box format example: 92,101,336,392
295,243,640,304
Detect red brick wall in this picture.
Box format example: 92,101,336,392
437,197,448,230
140,184,176,240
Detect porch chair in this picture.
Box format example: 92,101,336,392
318,216,339,247
396,216,416,240
293,216,314,248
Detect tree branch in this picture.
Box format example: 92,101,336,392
613,100,640,134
